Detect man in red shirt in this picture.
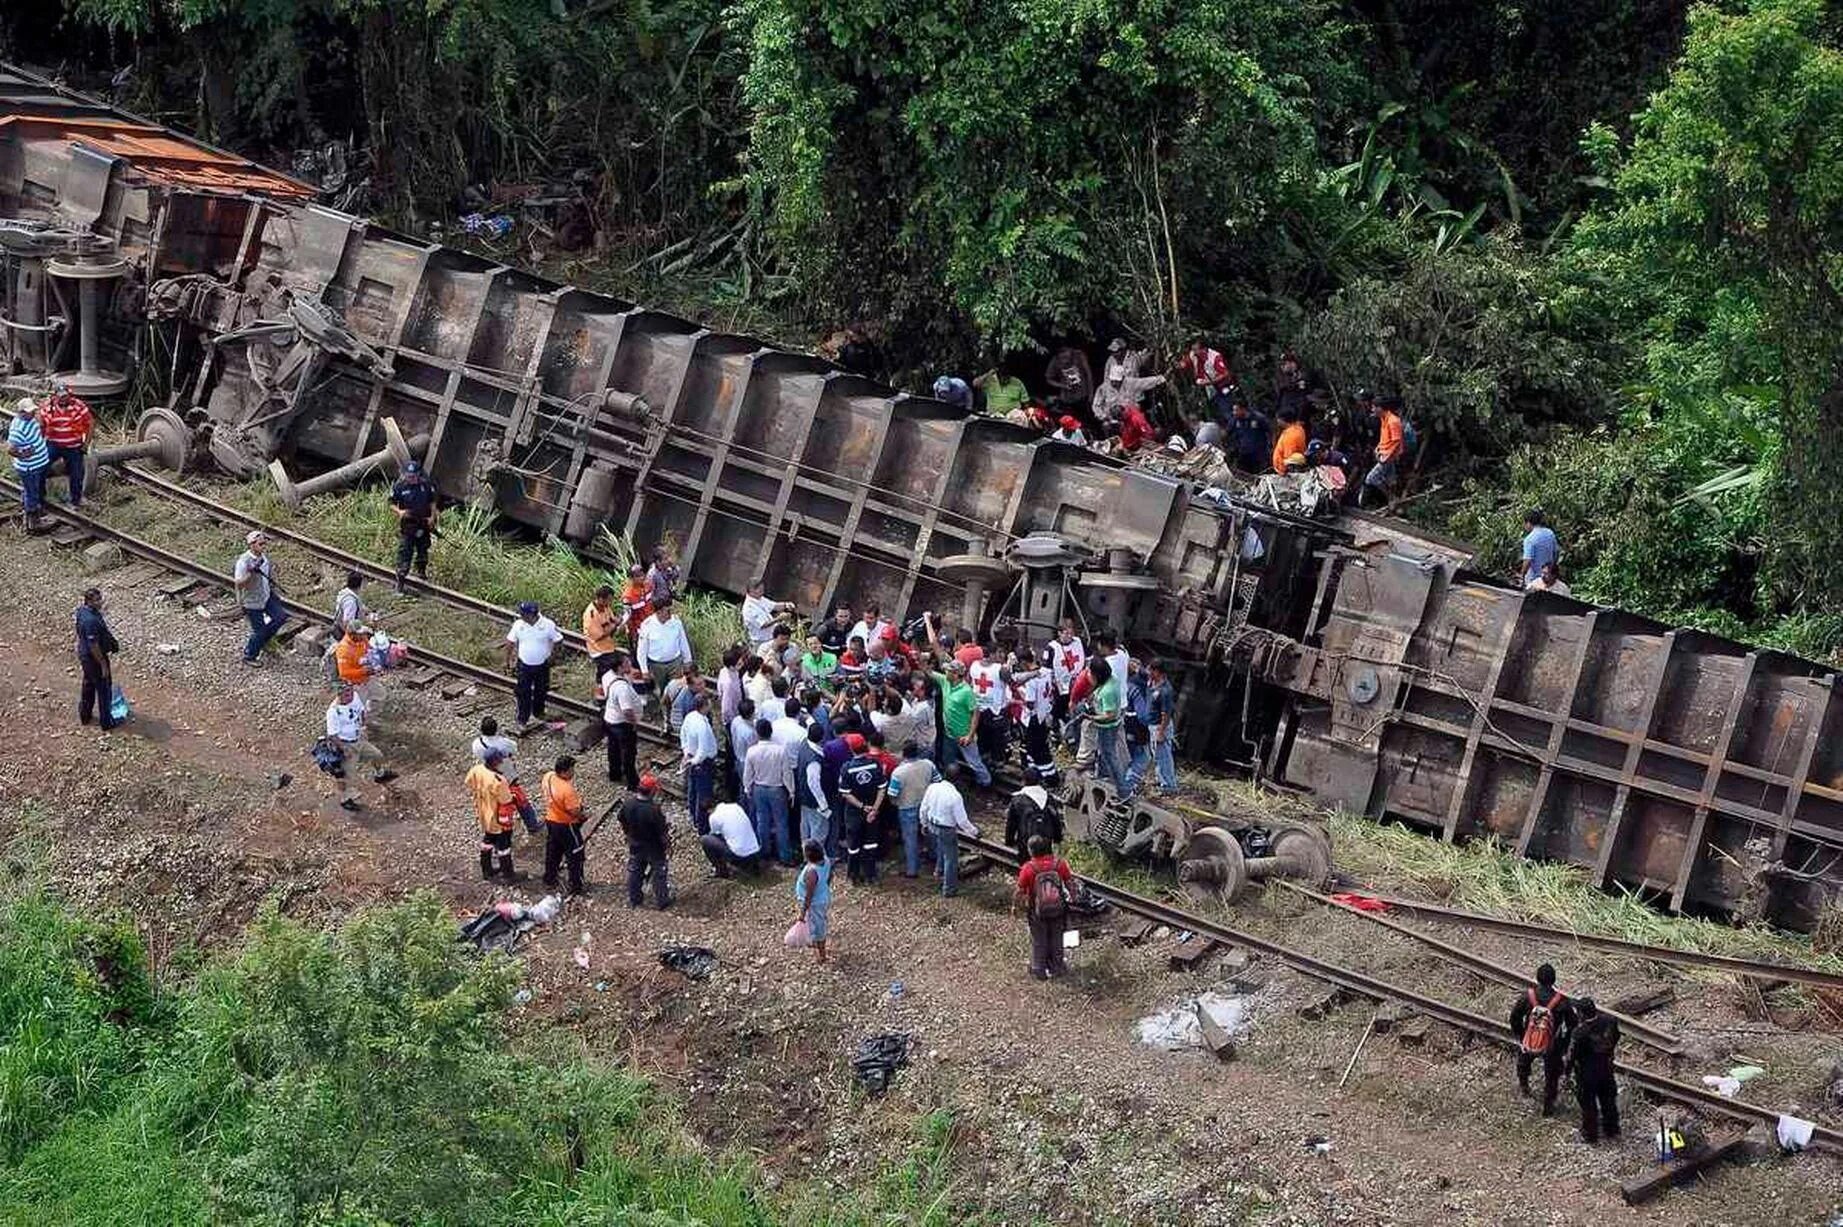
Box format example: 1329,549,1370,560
1117,402,1154,451
1177,338,1234,418
1013,834,1075,979
39,382,94,507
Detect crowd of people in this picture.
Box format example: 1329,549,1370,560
932,339,1418,512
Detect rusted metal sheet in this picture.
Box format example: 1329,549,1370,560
2,64,1838,930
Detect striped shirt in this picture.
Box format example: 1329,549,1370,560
6,415,49,472
39,396,93,449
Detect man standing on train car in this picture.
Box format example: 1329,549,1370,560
389,459,437,592
40,381,93,507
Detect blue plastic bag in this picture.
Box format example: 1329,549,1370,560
108,685,131,724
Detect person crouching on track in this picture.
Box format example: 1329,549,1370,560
467,747,521,882
540,754,587,896
1013,834,1074,980
1510,962,1577,1117
702,791,762,878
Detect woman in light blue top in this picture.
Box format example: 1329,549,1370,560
793,839,832,963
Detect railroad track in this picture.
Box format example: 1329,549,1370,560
964,834,1843,1155
10,472,1840,1157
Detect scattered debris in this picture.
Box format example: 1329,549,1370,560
458,900,539,953
1776,1114,1815,1153
1610,986,1677,1018
1370,1001,1416,1035
1620,1128,1749,1205
1136,992,1253,1052
659,945,717,980
574,931,593,970
1303,1135,1332,1155
852,1032,913,1096
154,642,182,654
1194,1001,1238,1061
1119,920,1158,947
1299,986,1362,1020
1167,936,1220,973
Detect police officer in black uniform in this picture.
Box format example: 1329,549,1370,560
388,459,437,592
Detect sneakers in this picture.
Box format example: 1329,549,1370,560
372,769,399,784
242,655,265,668
340,797,362,812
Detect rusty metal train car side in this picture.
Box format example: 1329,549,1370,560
1,65,1837,929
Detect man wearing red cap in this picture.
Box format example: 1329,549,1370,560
617,774,672,909
1049,415,1087,446
838,732,887,884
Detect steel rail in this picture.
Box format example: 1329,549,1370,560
109,463,595,653
963,834,1843,1154
1271,880,1685,1054
1332,887,1843,992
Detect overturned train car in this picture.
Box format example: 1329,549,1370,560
2,65,1838,930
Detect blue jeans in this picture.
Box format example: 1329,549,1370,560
18,465,46,514
898,805,922,877
49,444,84,506
800,805,830,856
1150,736,1178,792
1095,723,1128,793
242,593,289,660
686,759,714,835
942,734,991,787
751,785,792,865
933,825,961,896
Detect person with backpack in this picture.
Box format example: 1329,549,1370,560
1013,834,1074,980
1563,997,1622,1143
1003,767,1064,863
1509,963,1578,1116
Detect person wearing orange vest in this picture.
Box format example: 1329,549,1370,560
583,584,621,683
1271,410,1307,474
39,381,94,507
540,754,588,895
467,748,520,882
1361,394,1408,507
619,563,652,638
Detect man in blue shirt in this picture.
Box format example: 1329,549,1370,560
7,398,51,532
1521,509,1559,591
388,459,437,593
75,587,122,729
1126,660,1179,795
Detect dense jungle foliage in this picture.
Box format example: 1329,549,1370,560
5,0,1842,655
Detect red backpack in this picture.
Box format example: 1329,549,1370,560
1030,862,1068,920
1520,987,1565,1055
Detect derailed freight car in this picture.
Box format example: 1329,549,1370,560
1,64,1838,930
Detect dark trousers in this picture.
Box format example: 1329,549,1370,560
1022,717,1052,767
79,656,118,728
605,720,638,786
1029,911,1067,976
843,808,881,884
626,846,669,908
395,528,430,580
1576,1070,1620,1141
1517,1051,1565,1114
516,660,552,724
543,821,586,892
686,759,715,835
699,833,760,877
242,594,289,660
49,444,85,506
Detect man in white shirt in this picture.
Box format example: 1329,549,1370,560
847,601,892,653
769,699,809,794
700,798,762,878
600,653,643,787
741,578,796,647
680,691,719,833
1044,619,1087,728
968,652,1009,763
332,569,374,635
470,714,537,832
635,596,694,727
919,777,979,897
324,682,396,812
503,601,565,728
742,720,793,864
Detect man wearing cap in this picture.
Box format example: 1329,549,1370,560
388,458,437,592
1050,415,1087,446
6,397,51,532
326,681,397,812
233,530,289,664
466,746,519,880
838,732,887,884
617,774,672,909
741,577,796,648
39,382,93,508
931,374,973,414
503,601,565,728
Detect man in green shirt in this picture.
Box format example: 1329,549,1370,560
974,368,1028,419
800,635,839,691
1088,657,1128,793
931,659,992,787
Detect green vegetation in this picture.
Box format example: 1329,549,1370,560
0,880,995,1225
10,0,1843,650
